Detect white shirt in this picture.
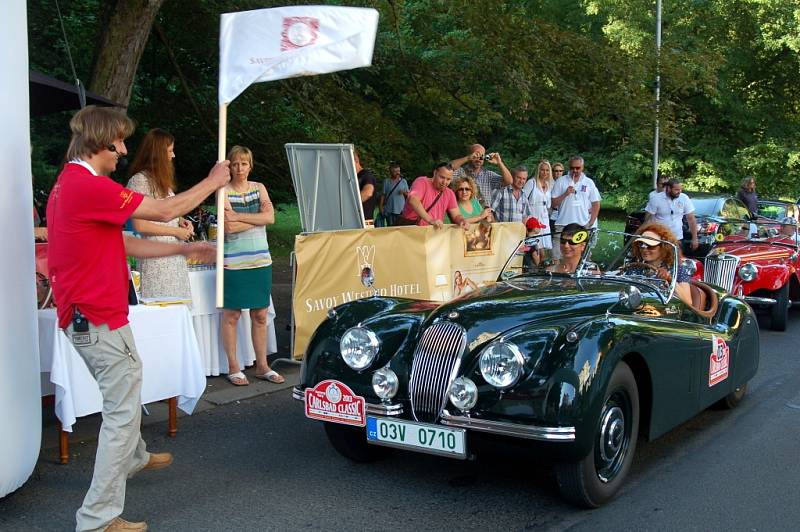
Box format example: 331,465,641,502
551,174,601,227
645,191,695,239
522,179,553,249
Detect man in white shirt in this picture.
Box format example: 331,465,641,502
551,156,601,259
644,178,699,250
648,175,668,201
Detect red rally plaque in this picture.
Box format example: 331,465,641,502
708,335,730,387
305,380,366,427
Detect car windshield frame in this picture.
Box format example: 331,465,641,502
715,219,800,250
499,229,681,304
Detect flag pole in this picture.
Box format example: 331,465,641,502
216,103,228,308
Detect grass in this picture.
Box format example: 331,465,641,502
269,203,302,257
268,202,630,263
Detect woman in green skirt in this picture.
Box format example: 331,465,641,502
220,145,283,386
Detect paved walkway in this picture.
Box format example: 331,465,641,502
40,255,299,463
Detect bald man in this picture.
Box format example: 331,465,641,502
450,144,512,206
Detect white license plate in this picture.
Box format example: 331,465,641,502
366,417,466,459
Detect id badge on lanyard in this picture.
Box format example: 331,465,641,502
571,181,582,207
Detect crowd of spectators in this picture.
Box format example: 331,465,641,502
369,146,604,249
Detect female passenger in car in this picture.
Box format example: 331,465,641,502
547,223,588,274
629,222,693,305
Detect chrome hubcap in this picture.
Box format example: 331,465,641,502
599,406,625,462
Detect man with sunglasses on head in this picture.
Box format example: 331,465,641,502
450,144,512,206
398,162,469,230
551,155,601,259
644,178,699,250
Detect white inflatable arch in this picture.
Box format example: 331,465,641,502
1,0,42,498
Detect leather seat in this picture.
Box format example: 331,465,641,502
688,281,719,318
690,284,706,310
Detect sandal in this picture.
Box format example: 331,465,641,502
255,370,285,384
226,371,249,386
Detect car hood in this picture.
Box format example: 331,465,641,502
423,276,624,349
712,241,795,261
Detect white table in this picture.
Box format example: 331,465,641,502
188,269,277,376
38,304,207,436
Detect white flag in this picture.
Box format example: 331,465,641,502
219,5,379,105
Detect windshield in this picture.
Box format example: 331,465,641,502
499,227,594,279
715,219,799,248
691,198,722,217
499,228,684,302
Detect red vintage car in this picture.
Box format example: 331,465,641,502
702,220,799,330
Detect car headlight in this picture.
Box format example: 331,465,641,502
739,263,758,282
479,341,525,389
449,377,478,411
372,366,398,400
340,326,380,370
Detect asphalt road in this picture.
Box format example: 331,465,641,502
3,310,800,531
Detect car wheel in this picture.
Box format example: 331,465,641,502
323,422,392,463
555,361,639,508
716,382,748,410
770,283,789,331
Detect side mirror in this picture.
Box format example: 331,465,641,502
618,285,642,310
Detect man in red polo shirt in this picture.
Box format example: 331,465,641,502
399,162,469,230
46,106,230,532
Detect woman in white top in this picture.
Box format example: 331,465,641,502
522,160,554,250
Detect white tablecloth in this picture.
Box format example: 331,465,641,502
188,270,277,376
38,305,206,432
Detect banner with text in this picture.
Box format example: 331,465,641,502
292,223,524,359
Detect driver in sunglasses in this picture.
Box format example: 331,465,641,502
627,222,693,305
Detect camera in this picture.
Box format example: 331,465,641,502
483,153,493,161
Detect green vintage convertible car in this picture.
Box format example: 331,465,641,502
294,229,759,507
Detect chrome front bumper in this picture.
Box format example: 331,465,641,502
293,387,576,442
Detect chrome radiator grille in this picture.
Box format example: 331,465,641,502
703,254,739,292
409,321,467,423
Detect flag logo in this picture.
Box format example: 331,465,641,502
281,17,319,51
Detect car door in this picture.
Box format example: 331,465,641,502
693,319,736,408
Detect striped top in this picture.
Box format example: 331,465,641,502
224,184,272,270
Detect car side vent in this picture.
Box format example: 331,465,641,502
409,321,467,423
704,254,739,292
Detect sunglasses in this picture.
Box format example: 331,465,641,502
637,241,661,250
456,187,471,192
560,238,581,246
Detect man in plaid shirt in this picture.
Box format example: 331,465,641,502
491,166,535,223
450,144,512,205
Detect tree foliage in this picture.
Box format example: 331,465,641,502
28,0,800,206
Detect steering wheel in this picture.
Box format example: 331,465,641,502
619,262,660,276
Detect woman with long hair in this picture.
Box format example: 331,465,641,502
630,222,693,305
523,160,554,251
220,145,283,386
126,128,193,299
